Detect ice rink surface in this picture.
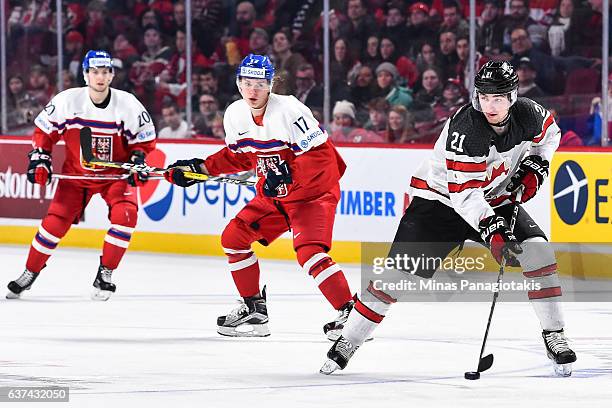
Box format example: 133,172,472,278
1,245,611,407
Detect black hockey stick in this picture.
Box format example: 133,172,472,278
465,191,522,380
79,127,255,186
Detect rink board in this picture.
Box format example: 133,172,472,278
1,138,609,263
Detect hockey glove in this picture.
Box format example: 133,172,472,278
263,161,293,197
506,155,549,203
164,158,206,188
479,215,523,266
127,150,149,187
27,148,52,185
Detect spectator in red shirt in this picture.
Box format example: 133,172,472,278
379,35,418,87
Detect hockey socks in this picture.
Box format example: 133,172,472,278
343,291,393,347
224,247,261,298
101,224,134,270
26,222,65,273
299,248,352,310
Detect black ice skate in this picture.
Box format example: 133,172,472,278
542,329,577,377
217,286,270,337
320,335,359,375
6,269,39,299
92,263,116,301
323,300,354,341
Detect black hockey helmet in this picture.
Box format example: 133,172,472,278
472,60,519,111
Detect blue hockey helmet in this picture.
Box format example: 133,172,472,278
82,50,113,72
236,54,275,82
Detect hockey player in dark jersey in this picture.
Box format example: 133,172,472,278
321,61,577,376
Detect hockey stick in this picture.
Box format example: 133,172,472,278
465,190,522,380
52,174,164,180
79,127,256,186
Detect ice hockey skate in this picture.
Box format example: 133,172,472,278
542,329,576,377
217,286,270,337
6,269,39,299
320,335,359,375
92,263,116,301
323,300,354,341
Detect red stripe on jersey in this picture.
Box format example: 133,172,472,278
446,159,487,172
533,115,554,144
410,177,449,198
448,179,485,193
523,264,557,278
528,286,562,300
354,299,385,323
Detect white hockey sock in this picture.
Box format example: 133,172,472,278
343,295,392,347
531,300,565,331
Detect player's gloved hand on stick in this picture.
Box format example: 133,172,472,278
127,150,149,187
263,161,292,197
479,215,523,266
164,158,206,187
27,147,53,185
506,155,549,203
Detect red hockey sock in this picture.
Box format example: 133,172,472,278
101,224,134,269
226,249,260,298
25,215,70,273
298,245,352,310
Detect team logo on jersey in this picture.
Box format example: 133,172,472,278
93,135,112,161
484,161,509,188
256,154,288,197
553,160,588,225
82,134,113,170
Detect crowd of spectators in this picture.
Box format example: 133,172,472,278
3,0,610,145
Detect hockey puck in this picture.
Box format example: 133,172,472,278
464,371,480,380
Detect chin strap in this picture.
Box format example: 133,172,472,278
490,112,511,127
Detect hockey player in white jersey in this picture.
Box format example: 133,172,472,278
165,54,355,338
321,61,577,376
6,50,156,301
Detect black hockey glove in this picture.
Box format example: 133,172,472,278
479,215,523,266
164,158,206,188
127,150,149,187
27,147,53,185
506,155,549,203
263,161,292,197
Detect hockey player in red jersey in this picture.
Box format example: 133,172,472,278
165,54,354,338
321,61,577,376
6,50,156,301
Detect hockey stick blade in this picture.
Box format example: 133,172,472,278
79,127,255,186
477,353,494,372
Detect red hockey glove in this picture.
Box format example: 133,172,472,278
479,215,523,266
164,158,205,188
27,148,52,185
127,150,149,187
263,161,292,197
506,155,549,203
